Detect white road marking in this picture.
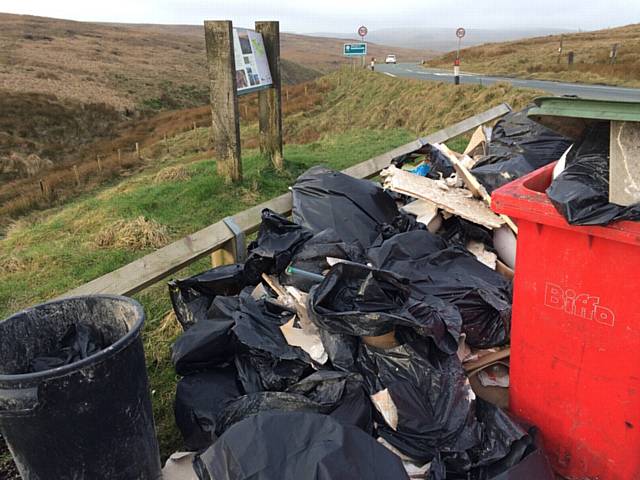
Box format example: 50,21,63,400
383,72,397,78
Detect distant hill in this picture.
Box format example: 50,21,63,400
311,27,571,53
425,23,640,87
0,13,425,111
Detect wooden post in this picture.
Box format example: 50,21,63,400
97,155,102,172
557,34,564,64
73,165,80,186
118,148,122,163
135,142,140,159
256,21,284,170
204,20,242,182
286,89,289,102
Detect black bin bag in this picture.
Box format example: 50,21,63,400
546,121,640,226
174,366,243,451
171,296,239,375
194,411,409,480
309,261,462,355
358,340,536,479
214,370,373,436
292,166,414,248
368,230,512,348
169,264,249,330
226,291,313,393
281,228,367,292
244,209,313,283
471,108,572,193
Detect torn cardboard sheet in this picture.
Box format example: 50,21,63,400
496,260,515,280
466,240,498,270
477,363,510,388
280,316,328,364
378,437,432,479
381,165,505,230
371,388,399,431
268,282,328,364
463,125,490,158
463,347,511,376
162,452,198,480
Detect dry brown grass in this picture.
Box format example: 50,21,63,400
0,153,53,177
0,256,27,275
153,165,192,184
427,23,640,87
285,70,538,145
0,13,424,111
94,216,170,250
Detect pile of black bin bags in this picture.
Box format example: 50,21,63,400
410,108,572,195
168,166,554,480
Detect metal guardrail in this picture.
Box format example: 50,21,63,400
62,103,511,298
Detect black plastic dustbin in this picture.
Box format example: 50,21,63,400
0,295,162,480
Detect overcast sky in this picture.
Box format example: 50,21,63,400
1,0,638,33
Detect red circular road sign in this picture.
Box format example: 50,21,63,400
358,26,368,37
456,27,466,39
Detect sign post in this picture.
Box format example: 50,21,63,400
204,20,283,182
204,20,242,182
358,25,368,68
454,27,465,85
255,21,283,170
344,42,367,71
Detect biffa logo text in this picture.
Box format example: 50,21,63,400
544,282,615,327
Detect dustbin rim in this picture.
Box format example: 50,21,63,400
0,294,145,383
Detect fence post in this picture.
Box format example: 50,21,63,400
73,165,80,186
118,148,122,163
256,21,284,170
97,155,102,172
204,20,242,183
135,142,140,159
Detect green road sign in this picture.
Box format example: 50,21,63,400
343,43,367,56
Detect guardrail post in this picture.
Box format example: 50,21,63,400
211,217,246,267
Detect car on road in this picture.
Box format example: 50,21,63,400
385,54,397,64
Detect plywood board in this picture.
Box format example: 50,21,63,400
381,166,505,229
435,143,519,234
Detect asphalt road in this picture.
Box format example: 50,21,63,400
376,63,640,102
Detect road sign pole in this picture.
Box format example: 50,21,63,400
357,26,368,69
454,27,465,86
455,38,461,85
